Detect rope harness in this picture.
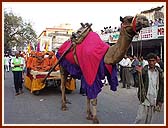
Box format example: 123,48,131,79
71,23,92,65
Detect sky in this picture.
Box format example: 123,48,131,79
3,2,165,36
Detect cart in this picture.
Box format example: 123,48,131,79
24,70,76,95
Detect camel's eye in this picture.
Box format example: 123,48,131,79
128,18,133,23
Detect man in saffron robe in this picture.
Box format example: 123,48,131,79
47,51,60,71
27,51,36,69
31,52,50,72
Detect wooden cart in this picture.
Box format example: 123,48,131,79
24,70,76,95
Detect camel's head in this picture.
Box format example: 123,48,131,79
120,14,149,33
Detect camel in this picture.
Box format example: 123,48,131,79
55,15,149,124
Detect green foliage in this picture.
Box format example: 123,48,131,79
4,9,37,52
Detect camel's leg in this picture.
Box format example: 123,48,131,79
91,98,99,124
60,66,68,111
86,97,93,120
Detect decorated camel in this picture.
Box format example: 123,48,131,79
45,14,149,124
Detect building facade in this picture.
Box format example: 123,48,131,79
38,23,73,51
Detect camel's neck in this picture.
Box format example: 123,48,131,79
104,26,136,64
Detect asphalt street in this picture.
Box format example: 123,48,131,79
3,71,165,125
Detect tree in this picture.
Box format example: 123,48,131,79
4,9,37,53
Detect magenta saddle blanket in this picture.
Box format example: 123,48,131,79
58,31,111,86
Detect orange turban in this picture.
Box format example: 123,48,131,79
36,52,44,57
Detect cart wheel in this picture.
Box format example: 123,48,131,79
33,90,40,95
65,88,72,94
56,79,61,86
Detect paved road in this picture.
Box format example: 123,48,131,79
3,71,164,125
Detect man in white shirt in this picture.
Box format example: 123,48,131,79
4,54,10,72
119,55,134,88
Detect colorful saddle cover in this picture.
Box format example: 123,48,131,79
57,31,118,99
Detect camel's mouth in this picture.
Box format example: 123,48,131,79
120,15,150,33
141,21,150,28
136,15,150,28
133,15,150,33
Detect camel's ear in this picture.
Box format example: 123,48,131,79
120,16,123,22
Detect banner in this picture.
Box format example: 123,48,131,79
139,26,158,40
36,42,40,52
157,26,164,38
27,42,31,53
109,32,120,43
100,32,120,44
100,25,164,43
133,25,164,41
40,37,52,52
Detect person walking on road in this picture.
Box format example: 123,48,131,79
119,55,134,88
11,52,24,96
134,53,164,124
4,54,10,72
131,55,139,87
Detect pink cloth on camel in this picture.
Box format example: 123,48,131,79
58,31,110,86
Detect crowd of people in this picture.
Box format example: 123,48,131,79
101,52,164,123
5,51,164,92
149,18,164,27
118,54,164,88
4,50,59,73
26,50,59,72
4,50,60,96
115,53,164,124
100,26,121,35
100,17,164,35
